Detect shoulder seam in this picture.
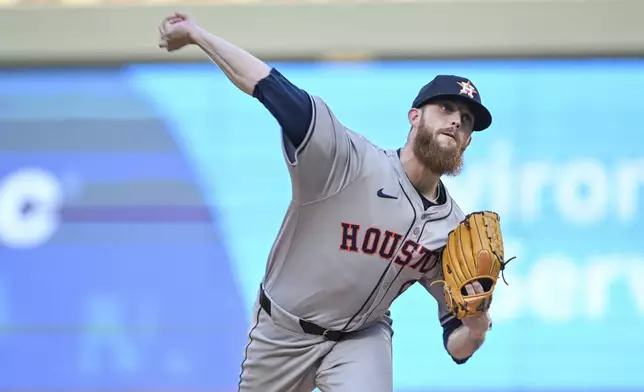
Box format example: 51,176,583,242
284,93,317,167
296,98,369,207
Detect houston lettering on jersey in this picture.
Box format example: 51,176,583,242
339,222,436,273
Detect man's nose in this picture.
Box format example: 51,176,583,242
449,112,462,128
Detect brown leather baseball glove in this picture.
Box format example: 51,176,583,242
434,211,515,319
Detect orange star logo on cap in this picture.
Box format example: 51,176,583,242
457,81,477,98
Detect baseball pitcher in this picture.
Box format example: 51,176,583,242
159,13,514,392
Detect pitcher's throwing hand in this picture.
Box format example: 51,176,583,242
158,13,200,52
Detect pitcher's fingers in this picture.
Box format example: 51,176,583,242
471,280,485,294
159,19,172,35
168,15,184,24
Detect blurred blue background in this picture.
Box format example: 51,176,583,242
1,58,643,391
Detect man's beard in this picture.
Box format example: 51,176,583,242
412,124,465,176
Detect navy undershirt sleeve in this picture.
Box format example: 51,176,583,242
442,317,472,364
252,68,313,149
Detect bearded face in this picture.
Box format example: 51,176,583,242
412,108,471,176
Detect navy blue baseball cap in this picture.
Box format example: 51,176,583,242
412,75,492,131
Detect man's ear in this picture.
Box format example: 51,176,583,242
408,108,421,126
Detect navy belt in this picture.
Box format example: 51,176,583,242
259,285,357,342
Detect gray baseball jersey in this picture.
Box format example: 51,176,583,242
238,94,466,392
263,94,464,330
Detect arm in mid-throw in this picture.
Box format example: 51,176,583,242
159,14,312,148
189,26,270,95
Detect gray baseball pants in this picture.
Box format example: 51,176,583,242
237,287,394,392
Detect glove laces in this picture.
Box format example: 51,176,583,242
497,254,516,285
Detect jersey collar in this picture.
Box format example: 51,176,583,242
384,149,453,219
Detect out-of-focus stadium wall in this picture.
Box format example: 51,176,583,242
0,0,642,64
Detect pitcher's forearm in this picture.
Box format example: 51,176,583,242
446,325,486,360
190,27,271,95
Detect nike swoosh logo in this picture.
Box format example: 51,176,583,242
377,188,398,200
